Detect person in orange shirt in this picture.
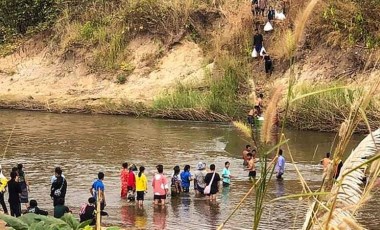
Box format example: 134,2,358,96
120,162,129,198
321,152,331,178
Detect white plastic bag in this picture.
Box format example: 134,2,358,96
251,48,258,58
260,47,266,56
275,11,286,20
264,21,273,31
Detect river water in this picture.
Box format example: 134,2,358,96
0,110,379,229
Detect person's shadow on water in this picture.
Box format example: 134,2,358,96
153,206,168,230
275,179,285,197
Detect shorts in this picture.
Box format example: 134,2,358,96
136,191,145,201
154,194,166,200
223,182,230,187
196,185,205,194
249,171,256,178
182,187,189,193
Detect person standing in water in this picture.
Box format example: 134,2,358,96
120,162,129,199
275,149,285,180
221,162,232,187
0,166,8,214
242,145,252,166
204,164,221,201
193,162,207,195
17,164,29,209
180,165,192,193
246,153,256,180
321,152,331,178
8,171,22,217
136,166,147,207
152,165,169,206
90,172,106,214
51,167,67,206
127,166,136,202
171,166,181,196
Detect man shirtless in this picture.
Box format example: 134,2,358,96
321,152,331,178
246,153,256,180
242,145,252,166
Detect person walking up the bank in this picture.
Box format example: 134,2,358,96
8,171,22,217
51,167,67,206
0,166,8,214
252,29,264,59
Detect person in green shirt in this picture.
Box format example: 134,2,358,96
53,198,71,218
222,162,232,187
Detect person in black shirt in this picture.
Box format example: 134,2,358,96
80,197,96,225
204,164,221,201
8,171,22,217
253,30,264,58
51,168,67,206
262,51,273,76
26,200,48,215
268,6,275,21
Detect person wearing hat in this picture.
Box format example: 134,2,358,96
0,166,8,214
193,162,207,195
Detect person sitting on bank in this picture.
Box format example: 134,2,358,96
54,198,71,218
26,199,48,215
79,197,96,225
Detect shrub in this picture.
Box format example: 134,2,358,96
116,74,127,84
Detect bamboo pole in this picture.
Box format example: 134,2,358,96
96,188,101,230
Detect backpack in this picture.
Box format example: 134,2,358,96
53,178,65,197
171,175,181,193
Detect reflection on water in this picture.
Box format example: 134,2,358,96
0,110,379,229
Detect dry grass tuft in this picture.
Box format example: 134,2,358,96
261,86,284,144
233,121,252,139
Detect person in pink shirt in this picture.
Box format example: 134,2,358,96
152,164,169,205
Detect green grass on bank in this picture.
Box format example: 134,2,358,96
153,57,250,117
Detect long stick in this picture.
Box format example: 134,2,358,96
3,125,15,160
96,188,101,230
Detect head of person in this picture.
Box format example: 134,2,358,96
138,166,145,177
278,149,283,156
57,198,65,206
98,172,105,180
29,199,37,208
88,197,96,205
184,165,190,172
55,167,63,177
269,6,273,10
10,171,17,179
259,93,264,99
156,164,164,174
197,162,206,171
122,162,128,169
12,167,18,173
17,163,23,171
247,153,253,160
225,161,230,169
246,144,251,151
326,152,330,158
173,165,180,175
210,164,216,171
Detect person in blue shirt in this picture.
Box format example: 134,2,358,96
180,165,192,192
90,172,107,215
222,161,232,187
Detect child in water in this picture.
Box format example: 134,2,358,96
135,166,147,207
180,165,192,192
171,166,181,196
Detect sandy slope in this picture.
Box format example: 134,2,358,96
0,37,209,110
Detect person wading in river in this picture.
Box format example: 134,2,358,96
180,165,192,193
275,149,285,180
204,164,221,201
136,166,148,207
90,172,107,215
152,165,169,206
246,153,257,180
120,162,129,199
193,162,207,195
17,164,29,210
51,167,67,207
321,152,332,178
8,171,22,217
0,166,9,214
242,145,252,166
221,161,233,187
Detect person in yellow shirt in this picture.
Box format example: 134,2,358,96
135,166,147,207
0,166,9,214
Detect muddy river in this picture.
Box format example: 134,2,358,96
0,110,379,229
